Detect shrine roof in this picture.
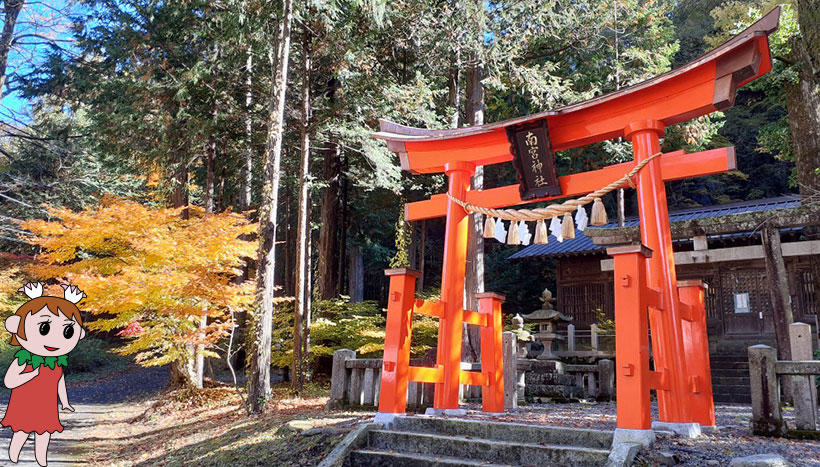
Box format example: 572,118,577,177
509,196,801,259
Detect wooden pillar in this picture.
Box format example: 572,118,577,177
378,268,419,413
478,292,505,413
608,244,653,430
329,349,356,407
435,161,475,409
789,322,818,430
627,120,691,423
591,323,599,351
678,279,716,426
597,359,615,401
363,368,376,406
762,227,794,361
502,331,518,411
748,345,787,436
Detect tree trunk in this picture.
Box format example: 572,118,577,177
316,129,341,299
168,359,197,389
217,158,226,212
337,152,349,296
205,135,216,213
349,245,364,302
169,156,189,219
247,0,294,414
0,0,24,99
293,29,311,393
303,229,313,382
785,30,820,195
417,220,426,292
283,193,293,296
797,0,819,80
243,49,254,209
448,52,461,128
463,9,485,363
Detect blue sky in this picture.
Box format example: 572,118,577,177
2,0,78,123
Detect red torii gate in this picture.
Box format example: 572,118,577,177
372,9,779,437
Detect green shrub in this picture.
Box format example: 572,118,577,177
271,297,438,369
0,336,122,374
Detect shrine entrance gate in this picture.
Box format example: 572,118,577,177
371,9,780,438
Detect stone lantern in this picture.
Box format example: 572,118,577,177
524,288,573,360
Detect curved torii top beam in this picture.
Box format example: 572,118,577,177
372,8,780,175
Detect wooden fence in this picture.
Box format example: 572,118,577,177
551,323,615,358
328,332,614,409
748,322,820,436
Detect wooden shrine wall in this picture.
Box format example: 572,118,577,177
555,255,820,336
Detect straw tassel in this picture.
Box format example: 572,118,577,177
506,220,520,245
534,219,549,244
483,216,496,238
562,212,576,239
590,197,608,226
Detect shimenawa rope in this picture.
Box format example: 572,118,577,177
446,151,663,222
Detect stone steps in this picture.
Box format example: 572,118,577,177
389,416,614,449
709,360,750,370
710,351,752,403
711,376,751,386
349,449,514,467
343,416,614,467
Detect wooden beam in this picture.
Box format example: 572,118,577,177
407,148,735,221
589,204,820,245
409,365,443,383
775,360,820,375
601,239,820,271
413,300,443,318
459,370,487,386
462,309,487,327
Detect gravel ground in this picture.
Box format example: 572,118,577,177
458,402,820,466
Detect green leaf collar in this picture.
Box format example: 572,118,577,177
14,349,68,370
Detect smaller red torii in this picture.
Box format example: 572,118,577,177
372,8,779,439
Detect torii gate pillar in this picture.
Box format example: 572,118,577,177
627,120,691,421
437,161,475,408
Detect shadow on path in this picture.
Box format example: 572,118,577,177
0,366,169,466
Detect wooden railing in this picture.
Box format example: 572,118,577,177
328,332,615,409
551,323,615,358
748,322,820,436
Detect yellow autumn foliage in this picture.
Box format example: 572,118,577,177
21,197,257,367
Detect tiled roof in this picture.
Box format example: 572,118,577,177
508,196,801,259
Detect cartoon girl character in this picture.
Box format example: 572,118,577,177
2,282,86,466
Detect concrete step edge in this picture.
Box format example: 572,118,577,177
368,429,612,455
350,448,515,466
389,416,614,447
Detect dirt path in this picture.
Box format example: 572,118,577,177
0,366,169,466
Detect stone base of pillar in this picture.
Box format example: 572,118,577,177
612,428,655,448
374,413,401,427
651,421,702,438
424,408,468,416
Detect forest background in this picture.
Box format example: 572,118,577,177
0,0,817,412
